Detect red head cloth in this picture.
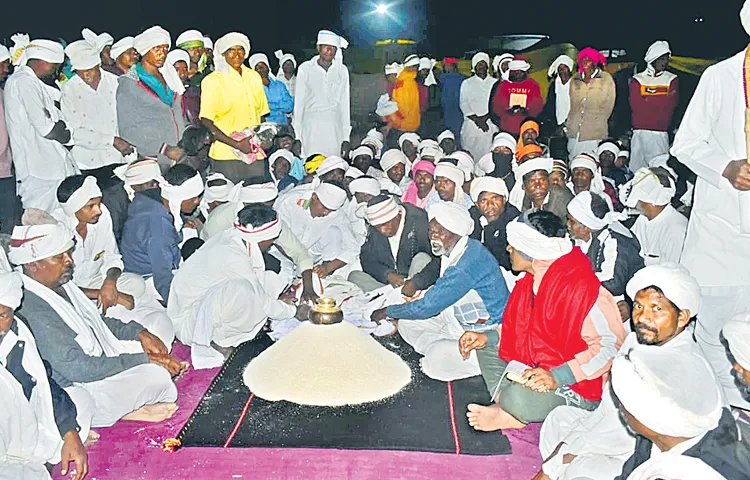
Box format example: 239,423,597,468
443,57,458,65
577,47,606,71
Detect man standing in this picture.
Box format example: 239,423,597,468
440,58,464,140
175,30,207,79
388,54,421,135
5,34,79,211
669,1,750,409
0,44,17,234
629,41,679,172
459,52,498,161
104,37,137,76
249,53,293,125
489,56,544,136
293,30,351,158
274,50,297,99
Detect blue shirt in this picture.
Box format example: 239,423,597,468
440,72,465,134
264,78,294,124
120,189,182,301
386,239,509,330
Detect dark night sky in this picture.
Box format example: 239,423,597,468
2,0,748,61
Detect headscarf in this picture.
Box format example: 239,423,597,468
248,52,271,70
176,30,205,49
627,455,725,480
597,141,620,159
447,151,475,182
233,216,282,272
619,167,676,208
570,153,607,196
507,56,530,72
419,57,437,86
475,153,494,177
203,37,213,50
0,271,23,310
313,182,347,210
81,28,113,53
361,137,384,159
160,172,204,230
471,52,490,72
645,40,671,75
316,155,348,176
226,181,278,205
724,314,750,370
470,176,509,203
349,177,381,197
133,26,171,56
548,54,574,77
577,47,606,71
517,120,540,151
427,202,474,237
402,160,436,205
162,49,189,95
567,191,627,231
366,128,384,143
65,40,101,71
113,159,165,200
213,32,250,74
345,166,365,180
742,0,750,36
398,132,421,150
269,149,294,170
514,157,552,184
349,145,374,162
434,163,465,203
274,49,297,78
61,176,102,216
492,53,513,80
493,132,517,153
0,45,9,63
516,143,543,162
304,154,326,174
365,196,403,226
380,149,408,173
385,62,402,75
8,224,75,266
403,54,420,68
10,34,64,66
611,344,722,438
506,219,572,260
111,37,135,61
316,30,348,63
437,130,455,144
626,263,701,317
199,173,235,217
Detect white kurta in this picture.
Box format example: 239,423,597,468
631,205,687,265
670,48,750,408
293,57,351,157
459,75,499,161
4,65,79,210
61,71,132,170
278,74,296,99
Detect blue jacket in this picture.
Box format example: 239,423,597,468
264,79,294,124
386,239,509,331
440,72,465,135
119,189,181,301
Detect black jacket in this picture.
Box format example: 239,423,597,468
472,203,520,271
360,203,440,290
586,226,644,298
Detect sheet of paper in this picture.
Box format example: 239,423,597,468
509,93,528,109
491,359,533,400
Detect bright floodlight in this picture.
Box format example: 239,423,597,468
376,3,388,14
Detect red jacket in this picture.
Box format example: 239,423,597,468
490,78,544,135
629,71,679,132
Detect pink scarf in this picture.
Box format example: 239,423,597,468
401,160,435,209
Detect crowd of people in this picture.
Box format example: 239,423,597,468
1,3,750,479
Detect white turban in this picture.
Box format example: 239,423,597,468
470,176,509,203
269,149,294,168
366,128,384,143
471,52,490,71
248,53,270,70
349,177,381,196
365,197,403,226
214,32,250,74
724,314,750,370
350,146,374,161
111,37,135,60
361,137,384,159
176,30,205,48
227,181,278,205
81,28,113,53
167,49,190,66
434,163,465,188
0,45,9,63
317,30,348,49
316,155,348,176
567,191,627,231
398,132,421,150
380,149,408,172
133,26,171,56
515,157,553,184
570,154,607,196
64,40,101,71
508,59,531,72
10,34,64,66
597,142,620,158
419,57,437,86
448,151,475,181
345,166,364,179
627,455,725,480
384,62,402,75
234,217,283,272
204,37,213,50
437,130,455,144
645,40,671,64
547,54,574,77
160,50,188,95
403,54,420,68
492,53,513,74
160,172,204,230
428,202,474,237
113,159,165,200
274,49,297,78
8,223,75,265
619,167,676,208
418,139,440,152
420,147,444,162
492,132,517,153
506,219,572,260
61,176,103,216
0,271,23,310
611,344,722,438
626,263,701,317
199,173,235,217
475,153,494,177
314,183,347,210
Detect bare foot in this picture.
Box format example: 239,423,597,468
122,403,179,422
466,403,525,431
84,430,100,447
211,341,235,361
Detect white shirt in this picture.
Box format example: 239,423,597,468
3,65,78,181
387,207,406,260
278,73,296,99
61,71,131,170
555,76,571,125
670,49,750,288
632,205,688,266
459,75,497,118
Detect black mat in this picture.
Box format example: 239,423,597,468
177,334,511,456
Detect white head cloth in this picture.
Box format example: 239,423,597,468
269,149,294,168
213,32,250,74
428,202,474,237
176,30,204,48
506,219,572,260
350,146,374,161
161,49,189,95
113,159,165,200
65,40,101,71
492,53,513,74
403,54,420,68
626,263,701,317
0,45,9,63
493,132,517,153
81,28,113,52
420,147,444,162
61,176,102,216
508,59,531,72
8,223,75,265
385,62,403,75
314,183,347,210
133,26,171,56
345,166,365,180
317,30,348,63
248,52,271,70
570,154,607,195
349,177,381,196
274,50,297,78
361,137,384,159
234,217,283,272
470,176,509,203
227,182,278,205
471,52,490,72
567,191,627,231
111,37,135,60
204,37,213,50
199,173,235,217
645,40,671,64
619,167,676,208
160,172,204,230
398,132,421,150
627,454,725,480
515,157,553,183
437,129,455,143
611,344,722,438
597,142,620,158
548,54,574,77
0,271,23,309
724,314,750,370
418,139,440,152
167,49,190,66
448,151,475,181
366,197,403,226
316,155,348,176
366,128,385,143
10,34,64,66
475,153,494,177
434,163,466,203
419,57,437,86
381,149,408,172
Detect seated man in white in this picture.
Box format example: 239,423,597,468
51,174,175,348
0,271,88,480
168,204,312,368
10,223,184,428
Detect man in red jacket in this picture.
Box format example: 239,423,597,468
488,56,545,135
628,41,679,172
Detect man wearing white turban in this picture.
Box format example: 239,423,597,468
0,271,89,480
4,33,79,211
669,1,750,409
537,263,712,480
516,157,573,222
81,28,114,66
175,29,207,78
459,52,498,161
10,223,184,428
371,201,510,382
293,30,351,158
469,176,520,271
116,26,187,172
620,166,687,265
629,40,678,172
104,37,138,76
425,161,475,212
541,54,575,137
463,210,625,432
249,53,294,125
488,56,544,136
274,49,297,99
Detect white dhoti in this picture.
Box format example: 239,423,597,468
298,110,345,158
630,129,670,172
567,136,600,161
460,119,498,163
64,363,177,428
17,177,63,212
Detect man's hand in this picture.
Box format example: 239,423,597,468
387,272,406,287
300,270,319,304
522,368,558,393
234,137,255,155
313,263,331,279
113,136,134,156
341,140,351,158
296,303,312,320
138,330,168,355
60,429,88,480
117,293,135,310
371,307,388,323
722,159,750,191
401,279,417,298
458,331,487,359
148,353,186,377
562,453,577,465
97,280,119,313
165,145,185,162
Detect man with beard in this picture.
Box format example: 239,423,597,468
515,157,573,221
535,263,711,480
469,176,520,271
5,34,79,211
489,57,545,136
370,202,509,381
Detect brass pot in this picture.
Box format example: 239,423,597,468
308,297,344,325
